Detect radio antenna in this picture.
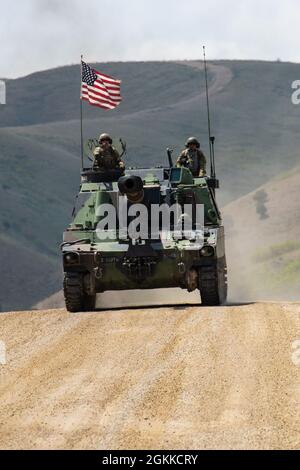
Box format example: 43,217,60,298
203,46,216,179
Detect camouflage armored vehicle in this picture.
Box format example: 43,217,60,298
61,144,227,311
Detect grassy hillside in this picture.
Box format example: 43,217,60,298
0,234,60,312
0,62,203,126
223,164,300,301
1,59,300,310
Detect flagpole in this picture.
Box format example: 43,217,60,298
80,55,84,170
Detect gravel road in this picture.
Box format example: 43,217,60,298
0,301,299,449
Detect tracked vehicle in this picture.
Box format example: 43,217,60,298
61,152,227,311
62,49,227,311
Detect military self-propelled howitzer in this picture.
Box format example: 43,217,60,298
61,146,227,311
61,49,227,311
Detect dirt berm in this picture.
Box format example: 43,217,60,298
0,302,299,449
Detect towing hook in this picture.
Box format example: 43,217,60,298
178,262,186,274
94,266,103,279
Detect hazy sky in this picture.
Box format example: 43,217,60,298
1,0,300,78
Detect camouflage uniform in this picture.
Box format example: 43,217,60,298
93,145,124,170
176,148,206,177
93,133,124,171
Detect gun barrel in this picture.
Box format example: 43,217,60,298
118,175,144,203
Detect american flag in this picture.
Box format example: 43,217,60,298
81,61,122,110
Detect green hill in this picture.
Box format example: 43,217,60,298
1,62,203,126
1,59,300,310
223,164,300,301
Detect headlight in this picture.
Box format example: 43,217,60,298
200,245,214,257
64,252,79,264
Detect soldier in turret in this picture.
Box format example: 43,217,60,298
176,137,206,177
93,133,125,171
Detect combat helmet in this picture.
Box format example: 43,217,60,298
99,133,112,144
185,137,200,148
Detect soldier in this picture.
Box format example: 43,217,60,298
176,137,206,177
93,133,125,171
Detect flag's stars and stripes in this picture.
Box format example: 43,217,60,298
81,61,122,110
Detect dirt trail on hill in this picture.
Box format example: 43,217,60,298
0,302,299,449
113,61,233,122
178,60,233,98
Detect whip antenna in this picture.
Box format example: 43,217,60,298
203,46,216,179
